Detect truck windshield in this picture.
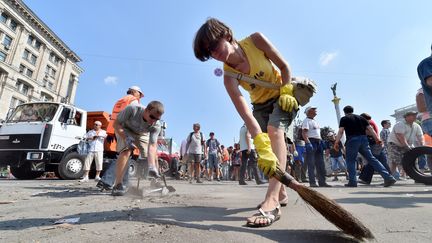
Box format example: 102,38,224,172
7,103,59,122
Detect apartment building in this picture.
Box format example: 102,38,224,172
0,0,83,120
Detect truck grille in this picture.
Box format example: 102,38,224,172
0,134,41,150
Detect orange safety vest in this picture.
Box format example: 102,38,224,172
106,94,139,135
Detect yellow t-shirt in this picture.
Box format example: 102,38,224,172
223,36,282,104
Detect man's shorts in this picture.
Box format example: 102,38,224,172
207,153,219,169
187,153,202,163
252,97,297,133
387,142,409,165
84,151,103,171
116,132,149,158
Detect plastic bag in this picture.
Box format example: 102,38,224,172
77,140,89,155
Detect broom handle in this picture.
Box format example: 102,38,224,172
274,167,295,187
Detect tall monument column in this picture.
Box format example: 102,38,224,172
331,83,345,142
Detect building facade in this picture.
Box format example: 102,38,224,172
0,0,83,120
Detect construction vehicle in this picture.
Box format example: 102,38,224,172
0,102,140,180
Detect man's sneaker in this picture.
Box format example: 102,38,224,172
79,177,89,182
148,168,161,178
111,183,127,196
309,183,319,188
239,180,247,185
358,179,370,185
94,176,101,182
344,183,357,187
319,183,332,187
196,179,203,183
256,180,267,185
96,180,112,191
383,178,397,187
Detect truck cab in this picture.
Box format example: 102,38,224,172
0,102,87,179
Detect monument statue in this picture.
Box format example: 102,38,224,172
331,83,337,97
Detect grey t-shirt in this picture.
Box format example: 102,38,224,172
187,132,205,154
116,105,161,144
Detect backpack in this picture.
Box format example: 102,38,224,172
189,132,204,146
206,138,219,147
224,71,317,106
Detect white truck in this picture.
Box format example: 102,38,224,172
0,102,117,180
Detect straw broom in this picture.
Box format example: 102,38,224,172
274,167,374,240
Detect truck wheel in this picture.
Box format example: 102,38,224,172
10,164,44,180
402,146,432,185
58,152,85,180
128,159,137,178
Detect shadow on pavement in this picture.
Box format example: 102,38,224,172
0,205,359,242
335,196,432,209
23,185,108,198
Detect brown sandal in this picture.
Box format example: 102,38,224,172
246,206,281,228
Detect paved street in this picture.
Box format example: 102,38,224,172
0,176,431,243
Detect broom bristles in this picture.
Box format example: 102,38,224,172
274,168,374,240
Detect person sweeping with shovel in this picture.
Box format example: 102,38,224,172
193,18,373,239
111,100,164,196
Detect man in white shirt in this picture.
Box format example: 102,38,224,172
239,124,264,185
80,121,107,182
387,111,424,177
185,123,207,183
301,106,330,187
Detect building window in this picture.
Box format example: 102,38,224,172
19,64,33,78
49,52,61,66
0,51,6,62
27,35,41,51
9,19,17,31
22,49,37,65
45,65,56,79
27,35,34,45
2,34,12,48
26,69,33,78
0,12,18,32
15,80,31,96
10,97,25,109
40,92,53,102
0,13,7,23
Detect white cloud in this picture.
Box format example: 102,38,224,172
104,76,118,85
319,51,339,66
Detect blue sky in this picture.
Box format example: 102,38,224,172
24,0,432,147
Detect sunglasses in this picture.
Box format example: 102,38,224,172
149,114,160,121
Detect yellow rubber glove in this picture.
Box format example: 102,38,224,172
253,133,278,177
278,83,298,112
